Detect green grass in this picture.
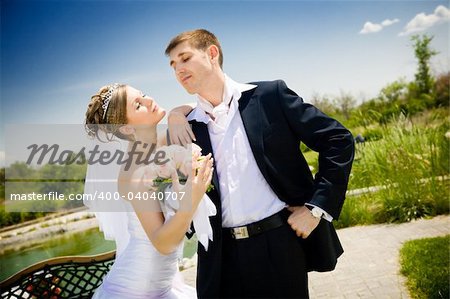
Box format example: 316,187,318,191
306,113,450,228
349,117,449,190
341,116,450,225
335,192,383,229
304,114,450,228
335,179,449,228
302,150,318,171
400,235,450,299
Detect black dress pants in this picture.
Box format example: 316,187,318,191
219,219,309,299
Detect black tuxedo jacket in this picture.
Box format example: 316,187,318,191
189,80,355,298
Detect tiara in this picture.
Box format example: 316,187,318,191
102,83,120,121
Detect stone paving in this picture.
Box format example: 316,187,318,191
181,215,450,298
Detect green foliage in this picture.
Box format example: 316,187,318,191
348,94,407,127
346,34,445,128
1,161,87,227
0,206,49,227
434,72,450,107
333,90,357,121
379,78,408,103
335,193,383,229
342,115,449,225
411,34,438,96
300,142,312,153
400,235,449,299
361,127,383,142
6,162,37,180
302,149,318,174
0,168,4,187
310,92,337,117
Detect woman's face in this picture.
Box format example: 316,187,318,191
125,86,165,125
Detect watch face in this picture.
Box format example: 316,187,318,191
312,208,322,218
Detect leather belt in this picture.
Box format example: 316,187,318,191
227,209,288,240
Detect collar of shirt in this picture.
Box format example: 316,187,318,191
187,74,257,124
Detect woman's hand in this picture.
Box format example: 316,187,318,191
184,153,213,210
132,153,213,256
168,108,196,146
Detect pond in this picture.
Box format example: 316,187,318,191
0,228,198,281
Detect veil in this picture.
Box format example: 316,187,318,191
83,131,132,257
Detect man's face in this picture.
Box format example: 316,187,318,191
169,41,214,95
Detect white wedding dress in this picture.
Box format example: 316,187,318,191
84,136,215,299
92,206,196,299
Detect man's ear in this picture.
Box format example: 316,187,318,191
208,45,220,64
118,125,135,136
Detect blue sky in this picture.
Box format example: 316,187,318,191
1,0,449,161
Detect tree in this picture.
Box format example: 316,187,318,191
310,92,336,116
6,162,35,180
0,168,4,187
379,79,408,103
333,90,356,120
434,72,450,107
411,34,438,95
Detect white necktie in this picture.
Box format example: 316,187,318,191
212,102,229,128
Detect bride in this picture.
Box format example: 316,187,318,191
83,83,214,298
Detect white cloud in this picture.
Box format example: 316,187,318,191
399,5,450,36
359,18,400,34
382,18,400,26
360,22,383,34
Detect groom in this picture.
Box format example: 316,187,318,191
166,29,354,298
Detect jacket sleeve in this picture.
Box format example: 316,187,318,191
276,80,355,219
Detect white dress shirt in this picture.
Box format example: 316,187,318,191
188,75,332,226
188,75,286,227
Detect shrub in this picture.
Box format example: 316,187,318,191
361,126,383,142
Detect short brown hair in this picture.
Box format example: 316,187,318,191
165,29,223,68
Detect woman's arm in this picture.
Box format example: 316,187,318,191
168,103,196,146
119,154,213,255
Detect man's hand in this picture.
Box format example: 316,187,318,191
287,206,321,239
168,108,196,146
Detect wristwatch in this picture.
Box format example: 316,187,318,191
307,206,323,219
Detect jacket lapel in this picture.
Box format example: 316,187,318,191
190,121,221,196
238,89,269,181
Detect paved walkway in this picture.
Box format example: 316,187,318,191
181,215,450,298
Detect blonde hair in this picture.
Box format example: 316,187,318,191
165,29,223,68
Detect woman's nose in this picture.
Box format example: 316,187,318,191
143,97,153,107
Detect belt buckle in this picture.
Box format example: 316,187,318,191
231,226,249,239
